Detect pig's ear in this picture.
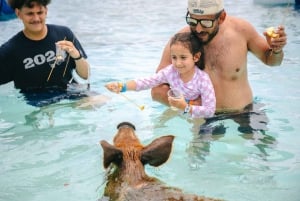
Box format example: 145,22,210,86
141,135,175,167
100,140,123,168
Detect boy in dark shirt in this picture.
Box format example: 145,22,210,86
0,0,90,106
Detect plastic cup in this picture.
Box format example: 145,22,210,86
266,27,279,38
55,44,66,63
167,88,182,110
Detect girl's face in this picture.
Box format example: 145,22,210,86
170,43,200,76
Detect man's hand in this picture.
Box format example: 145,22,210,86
264,25,287,53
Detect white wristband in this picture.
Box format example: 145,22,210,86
183,104,191,114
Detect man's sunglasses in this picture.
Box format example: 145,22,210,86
185,11,222,28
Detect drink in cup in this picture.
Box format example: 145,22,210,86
167,88,182,110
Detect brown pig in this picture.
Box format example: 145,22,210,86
100,122,224,201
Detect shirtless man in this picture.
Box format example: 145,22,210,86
151,0,287,113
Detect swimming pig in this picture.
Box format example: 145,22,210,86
99,122,223,201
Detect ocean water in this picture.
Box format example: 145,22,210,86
0,0,300,201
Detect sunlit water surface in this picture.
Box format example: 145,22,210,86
0,0,300,201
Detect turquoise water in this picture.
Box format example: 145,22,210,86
1,0,300,201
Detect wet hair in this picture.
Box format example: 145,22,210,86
170,32,205,70
8,0,51,9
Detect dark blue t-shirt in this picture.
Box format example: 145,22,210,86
0,24,89,106
0,24,87,91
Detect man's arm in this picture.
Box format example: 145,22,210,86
155,40,172,73
263,26,286,66
248,23,286,66
151,39,172,105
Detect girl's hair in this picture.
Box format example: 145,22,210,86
9,0,51,9
170,32,205,70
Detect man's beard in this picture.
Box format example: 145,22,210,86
191,26,219,45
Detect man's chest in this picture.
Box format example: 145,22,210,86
204,40,247,77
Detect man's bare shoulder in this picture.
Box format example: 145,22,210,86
178,26,191,33
225,15,258,35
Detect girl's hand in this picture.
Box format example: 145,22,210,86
168,95,186,111
105,82,121,93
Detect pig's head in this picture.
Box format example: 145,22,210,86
100,122,174,187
